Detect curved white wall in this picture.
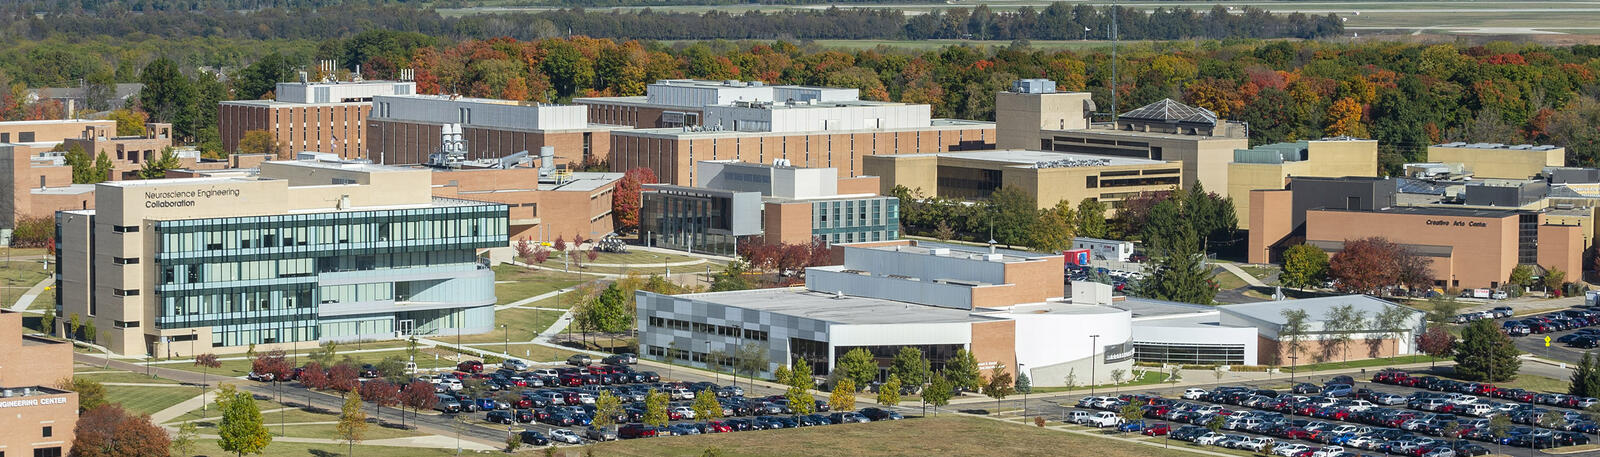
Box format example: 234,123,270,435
979,304,1132,386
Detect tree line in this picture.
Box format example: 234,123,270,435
1,3,1340,44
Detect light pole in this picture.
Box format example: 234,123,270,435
1289,354,1300,383
190,329,196,360
502,324,509,356
708,341,717,384
1019,362,1027,417
1089,334,1100,396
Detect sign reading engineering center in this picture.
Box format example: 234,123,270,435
0,396,68,408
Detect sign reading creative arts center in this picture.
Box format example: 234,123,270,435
145,187,243,208
1426,218,1487,228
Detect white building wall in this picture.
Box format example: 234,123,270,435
276,81,415,104
1130,317,1261,365
805,268,976,310
372,95,587,131
773,86,859,103
838,247,1009,285
646,82,774,108
702,103,931,133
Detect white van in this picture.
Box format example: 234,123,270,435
1065,410,1095,424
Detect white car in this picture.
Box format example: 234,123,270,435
1328,425,1361,436
502,359,530,371
1310,446,1346,457
1423,448,1456,457
1460,404,1494,416
1375,393,1407,405
1346,435,1379,449
670,406,696,420
1274,444,1311,457
1238,437,1275,452
1087,411,1124,428
1446,394,1478,405
1195,432,1227,446
1065,410,1095,425
550,429,581,444
1344,400,1375,412
1182,388,1208,400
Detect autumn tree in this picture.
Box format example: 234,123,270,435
72,404,171,457
1417,326,1457,368
1075,198,1110,239
878,374,902,407
829,379,857,411
612,167,657,234
337,390,368,457
1326,97,1368,138
237,130,282,157
984,363,1016,413
401,381,437,428
1328,237,1410,294
359,379,399,422
1280,244,1330,289
217,386,272,457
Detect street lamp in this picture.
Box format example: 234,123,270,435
1289,354,1300,383
190,329,196,360
1089,334,1100,396
502,324,509,356
1019,362,1027,417
708,341,717,384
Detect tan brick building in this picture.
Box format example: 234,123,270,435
0,310,78,457
863,149,1181,211
0,119,115,145
1427,142,1565,180
1227,138,1380,230
431,165,620,242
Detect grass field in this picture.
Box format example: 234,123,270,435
456,298,563,345
0,258,53,306
76,370,183,384
167,399,336,426
1287,354,1436,373
104,384,197,415
477,342,584,363
493,265,587,306
587,414,1241,457
187,440,465,457
1212,268,1248,290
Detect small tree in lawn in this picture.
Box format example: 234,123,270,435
1417,326,1457,368
984,363,1015,414
505,434,521,453
1168,366,1183,385
1119,403,1144,432
337,390,368,457
173,420,199,457
1015,370,1031,395
878,374,902,407
401,381,437,429
1110,368,1127,394
359,379,398,423
1063,368,1078,395
217,386,272,457
830,379,857,411
514,237,535,265
195,353,222,413
923,374,952,416
786,358,815,416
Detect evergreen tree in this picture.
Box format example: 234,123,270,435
1454,319,1521,382
217,387,272,457
138,148,182,179
1573,352,1600,398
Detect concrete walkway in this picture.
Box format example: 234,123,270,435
149,390,213,425
1213,262,1268,288
8,277,51,311
191,433,499,451
493,286,578,311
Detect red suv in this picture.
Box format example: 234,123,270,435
457,361,484,373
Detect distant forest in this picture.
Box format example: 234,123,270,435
0,3,1342,42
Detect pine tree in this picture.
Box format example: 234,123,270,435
217,388,272,457
1454,320,1521,382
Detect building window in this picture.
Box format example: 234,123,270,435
112,288,140,297
34,448,63,457
113,320,140,329
113,257,139,265
18,132,34,142
112,225,140,233
42,426,51,437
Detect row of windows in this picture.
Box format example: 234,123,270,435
319,282,395,304
160,213,504,254
1132,342,1246,365
646,315,768,341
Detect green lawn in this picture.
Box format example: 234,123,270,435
456,297,563,345
546,249,704,266
1434,372,1570,394
1212,269,1248,290
1286,354,1436,373
104,384,197,416
0,258,53,308
492,265,587,306
1239,266,1280,284
470,342,582,363
167,399,335,426
76,370,183,384
188,439,465,457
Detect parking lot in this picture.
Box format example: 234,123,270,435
1030,367,1600,456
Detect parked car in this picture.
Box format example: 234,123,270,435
550,428,582,444
567,354,593,366
1088,411,1125,427
584,426,618,442
503,359,530,371
860,407,903,421
485,410,514,424
518,430,549,445
457,360,484,373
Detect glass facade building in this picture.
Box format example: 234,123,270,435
809,197,898,244
152,201,507,347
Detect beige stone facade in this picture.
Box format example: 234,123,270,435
0,119,115,144
863,150,1182,211
1228,139,1379,230
1428,144,1565,180
0,310,77,457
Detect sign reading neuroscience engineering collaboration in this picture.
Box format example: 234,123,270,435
144,187,243,208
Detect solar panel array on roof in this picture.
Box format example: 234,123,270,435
1396,178,1448,195
1118,98,1218,125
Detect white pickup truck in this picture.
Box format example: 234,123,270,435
1087,411,1125,428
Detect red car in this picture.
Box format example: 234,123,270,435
705,421,733,433
1141,423,1170,436
456,361,484,373
1279,427,1311,440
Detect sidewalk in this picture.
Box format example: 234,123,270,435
494,286,578,311
1212,262,1267,288
7,277,51,311
149,390,212,425
191,433,499,451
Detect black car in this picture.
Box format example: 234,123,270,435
513,409,535,423
860,407,903,421
724,418,754,431
1292,383,1320,394
358,364,379,378
519,430,549,445
486,410,514,424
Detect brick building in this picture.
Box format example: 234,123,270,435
0,310,77,457
219,80,416,158
367,95,627,167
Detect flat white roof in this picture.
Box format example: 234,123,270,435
672,287,1003,325
887,149,1170,167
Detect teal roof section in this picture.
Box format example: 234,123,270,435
1234,141,1309,164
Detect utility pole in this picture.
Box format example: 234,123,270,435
1089,334,1100,396
1110,0,1120,119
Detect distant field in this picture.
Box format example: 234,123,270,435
441,1,1600,37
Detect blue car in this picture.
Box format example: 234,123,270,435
1117,420,1147,432
476,398,498,411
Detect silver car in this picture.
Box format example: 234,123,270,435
584,425,618,441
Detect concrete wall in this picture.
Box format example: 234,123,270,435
1428,145,1565,180
1538,223,1584,281
995,91,1092,150
374,96,588,131
1248,189,1295,264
